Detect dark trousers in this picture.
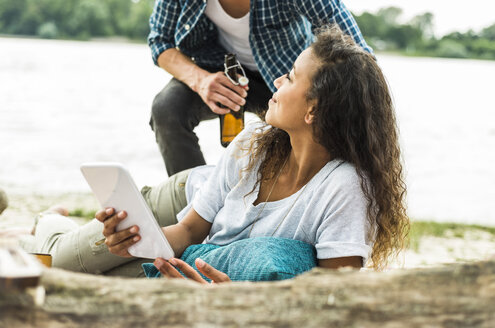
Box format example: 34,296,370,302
150,68,272,176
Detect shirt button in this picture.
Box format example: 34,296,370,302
191,57,195,61
175,46,180,51
185,24,191,31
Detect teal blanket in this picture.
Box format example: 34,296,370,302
142,237,317,282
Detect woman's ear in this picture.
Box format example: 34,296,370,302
304,105,315,125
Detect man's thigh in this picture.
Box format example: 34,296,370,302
151,78,216,129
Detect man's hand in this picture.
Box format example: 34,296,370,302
95,208,140,258
196,71,248,115
157,48,248,115
154,257,231,284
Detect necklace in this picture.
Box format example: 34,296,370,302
247,157,308,237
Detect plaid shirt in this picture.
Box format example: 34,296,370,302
148,0,372,92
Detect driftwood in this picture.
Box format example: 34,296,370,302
1,260,495,328
0,189,7,215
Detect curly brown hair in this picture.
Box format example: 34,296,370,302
244,25,409,270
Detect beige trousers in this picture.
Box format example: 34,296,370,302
21,169,190,277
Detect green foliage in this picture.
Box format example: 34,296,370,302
481,23,495,41
352,12,386,49
354,7,427,51
1,2,494,60
409,12,434,38
69,208,97,220
436,39,469,58
376,6,403,25
124,0,154,39
0,0,154,40
469,38,495,59
386,25,423,49
354,7,495,60
409,221,495,252
37,21,58,39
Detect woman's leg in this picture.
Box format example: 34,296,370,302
26,169,191,277
141,168,191,227
31,214,126,273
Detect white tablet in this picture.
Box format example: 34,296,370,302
80,163,174,260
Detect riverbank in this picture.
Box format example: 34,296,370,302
1,191,494,269
4,33,495,62
2,38,495,225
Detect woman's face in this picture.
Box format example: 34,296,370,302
265,48,319,132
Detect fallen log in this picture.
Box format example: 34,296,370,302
0,188,8,215
1,260,495,327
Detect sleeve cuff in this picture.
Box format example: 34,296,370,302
149,42,176,65
315,242,372,262
192,199,216,223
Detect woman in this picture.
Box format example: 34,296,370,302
98,25,408,282
16,25,407,280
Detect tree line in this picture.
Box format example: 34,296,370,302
0,0,154,40
354,7,495,60
1,1,494,60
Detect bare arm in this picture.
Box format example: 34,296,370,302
157,48,248,114
318,256,362,270
157,48,208,95
161,207,211,258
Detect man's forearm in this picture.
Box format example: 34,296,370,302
157,48,209,93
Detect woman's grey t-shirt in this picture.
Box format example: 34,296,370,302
179,123,373,263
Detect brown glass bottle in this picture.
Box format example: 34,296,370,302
219,53,246,147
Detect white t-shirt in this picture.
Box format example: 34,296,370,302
204,0,258,71
179,123,374,263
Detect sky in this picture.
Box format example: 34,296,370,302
347,0,495,37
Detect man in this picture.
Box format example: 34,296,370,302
148,0,372,176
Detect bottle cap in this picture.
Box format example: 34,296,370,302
238,76,249,87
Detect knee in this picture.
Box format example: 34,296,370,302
151,95,177,129
151,82,192,129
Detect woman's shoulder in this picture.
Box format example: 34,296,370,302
313,161,369,215
321,160,364,194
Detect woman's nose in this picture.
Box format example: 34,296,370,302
273,76,283,89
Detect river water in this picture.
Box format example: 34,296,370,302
1,37,494,226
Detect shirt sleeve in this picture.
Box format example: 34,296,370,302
148,0,181,65
192,124,256,223
314,165,373,263
288,0,374,55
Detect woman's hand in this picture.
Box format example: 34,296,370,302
95,207,140,258
154,257,231,284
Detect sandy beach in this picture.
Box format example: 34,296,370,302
1,191,494,270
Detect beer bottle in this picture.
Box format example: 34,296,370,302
219,53,248,147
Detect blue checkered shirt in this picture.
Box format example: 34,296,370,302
148,0,373,92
